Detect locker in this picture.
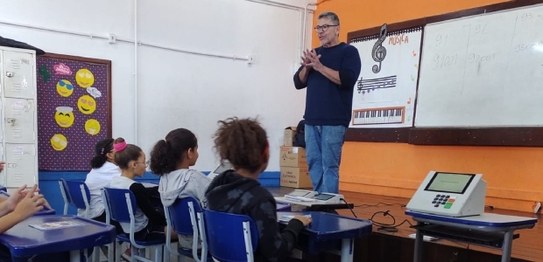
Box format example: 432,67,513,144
2,51,35,99
0,46,38,190
3,98,36,143
5,143,37,187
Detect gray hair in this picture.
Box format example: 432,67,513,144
318,12,340,25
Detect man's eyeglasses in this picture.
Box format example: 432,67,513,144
314,24,339,32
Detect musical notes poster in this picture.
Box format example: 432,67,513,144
349,26,422,128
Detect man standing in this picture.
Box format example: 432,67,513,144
293,11,361,193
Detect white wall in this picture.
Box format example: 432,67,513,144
0,0,315,171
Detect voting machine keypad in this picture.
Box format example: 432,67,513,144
431,194,455,209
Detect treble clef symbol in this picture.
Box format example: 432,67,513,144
372,24,388,73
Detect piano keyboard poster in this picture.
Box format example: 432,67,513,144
349,27,422,128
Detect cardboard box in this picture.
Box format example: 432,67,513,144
283,126,296,146
280,146,307,167
280,167,312,188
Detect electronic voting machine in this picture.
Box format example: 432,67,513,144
276,189,344,206
406,171,486,217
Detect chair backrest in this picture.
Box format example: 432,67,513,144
165,196,207,261
101,189,111,224
102,187,136,224
58,179,71,215
64,180,91,210
204,209,259,262
167,197,202,235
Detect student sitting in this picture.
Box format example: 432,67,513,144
206,117,311,262
150,128,211,210
84,138,121,222
150,128,211,255
109,138,168,240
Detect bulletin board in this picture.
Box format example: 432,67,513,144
350,26,421,128
36,53,111,171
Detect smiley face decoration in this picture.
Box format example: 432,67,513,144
48,66,104,152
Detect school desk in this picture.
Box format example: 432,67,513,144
278,211,372,262
406,210,537,262
0,215,115,262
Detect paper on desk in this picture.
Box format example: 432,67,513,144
29,220,83,230
278,214,311,223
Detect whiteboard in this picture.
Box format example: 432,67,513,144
350,28,421,128
415,4,543,127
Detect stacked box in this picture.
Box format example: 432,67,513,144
279,146,306,167
279,145,312,188
283,126,296,146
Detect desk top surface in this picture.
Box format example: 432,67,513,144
406,210,538,228
278,211,372,240
0,215,115,257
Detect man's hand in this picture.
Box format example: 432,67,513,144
302,49,322,68
301,49,323,71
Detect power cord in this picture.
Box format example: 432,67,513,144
370,210,415,233
340,198,358,218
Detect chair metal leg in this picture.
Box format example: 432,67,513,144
106,242,114,262
154,246,163,262
177,242,181,262
130,246,136,262
162,243,169,262
115,242,122,262
93,246,100,262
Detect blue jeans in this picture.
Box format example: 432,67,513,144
304,124,346,193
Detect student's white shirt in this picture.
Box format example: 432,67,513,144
82,161,121,219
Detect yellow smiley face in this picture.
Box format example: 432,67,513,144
77,95,96,115
50,134,68,151
54,106,75,128
56,79,74,97
84,119,101,135
75,68,95,88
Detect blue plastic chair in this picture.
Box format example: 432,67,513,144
165,197,207,262
64,180,92,218
58,178,71,215
103,187,166,262
62,179,102,261
203,209,259,262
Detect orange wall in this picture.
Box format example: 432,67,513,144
312,0,543,212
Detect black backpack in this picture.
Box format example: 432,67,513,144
293,120,306,148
